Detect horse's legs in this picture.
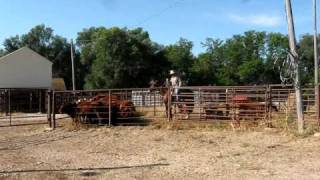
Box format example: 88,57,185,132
166,103,173,121
165,104,169,121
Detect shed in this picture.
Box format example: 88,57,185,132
0,47,52,89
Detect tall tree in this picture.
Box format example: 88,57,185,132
164,38,195,83
82,27,169,89
190,38,224,85
264,33,288,84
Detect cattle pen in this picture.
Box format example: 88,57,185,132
0,85,317,128
38,84,320,129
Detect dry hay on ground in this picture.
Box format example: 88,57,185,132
0,118,320,179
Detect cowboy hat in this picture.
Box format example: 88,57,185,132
169,70,176,75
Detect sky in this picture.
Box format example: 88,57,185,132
0,0,316,54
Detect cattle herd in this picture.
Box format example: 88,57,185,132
58,89,281,125
59,94,136,124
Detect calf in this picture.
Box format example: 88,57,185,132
118,100,135,118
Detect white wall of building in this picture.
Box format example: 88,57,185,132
0,47,52,88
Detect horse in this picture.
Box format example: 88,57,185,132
149,80,172,119
149,80,194,120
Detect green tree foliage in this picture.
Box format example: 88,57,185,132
2,24,85,89
190,31,291,86
81,27,170,89
190,38,223,85
264,33,289,84
2,24,317,89
298,34,318,84
164,38,195,82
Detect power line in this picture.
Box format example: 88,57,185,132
77,0,185,43
133,0,185,27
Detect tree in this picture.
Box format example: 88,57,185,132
298,34,317,84
263,33,288,84
164,38,195,82
82,27,169,89
190,38,224,85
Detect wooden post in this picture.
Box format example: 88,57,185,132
8,89,11,126
71,39,76,91
108,90,112,126
167,87,172,121
199,88,202,121
5,90,8,116
265,86,269,122
318,84,320,125
153,90,156,116
314,0,320,125
285,0,304,133
29,92,32,112
268,85,273,126
38,90,42,113
52,91,56,129
47,90,52,128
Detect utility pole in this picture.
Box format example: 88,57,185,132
70,39,76,91
285,0,304,133
313,0,320,124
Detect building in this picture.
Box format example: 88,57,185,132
0,47,52,89
0,47,53,113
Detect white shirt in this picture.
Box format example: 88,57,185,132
170,76,182,88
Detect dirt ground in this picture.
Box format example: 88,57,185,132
0,118,320,180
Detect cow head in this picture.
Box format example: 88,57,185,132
59,102,77,118
119,100,135,118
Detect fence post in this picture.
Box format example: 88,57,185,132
232,88,236,123
108,90,112,126
317,84,320,125
267,85,272,127
5,90,8,116
8,89,11,126
199,88,202,121
168,87,172,121
47,90,52,128
38,90,42,113
52,91,56,129
29,92,32,112
153,90,156,116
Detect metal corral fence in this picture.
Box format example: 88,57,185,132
49,88,165,127
0,88,48,126
48,85,319,128
172,85,318,126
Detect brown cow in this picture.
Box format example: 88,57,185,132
60,94,136,124
118,100,136,118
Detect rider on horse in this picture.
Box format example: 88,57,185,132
169,70,182,101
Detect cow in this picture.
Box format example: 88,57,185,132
59,94,136,124
118,100,136,118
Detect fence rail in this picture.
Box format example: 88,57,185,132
0,88,48,126
0,85,318,129
47,85,320,128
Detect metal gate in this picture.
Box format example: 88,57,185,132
0,89,48,127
